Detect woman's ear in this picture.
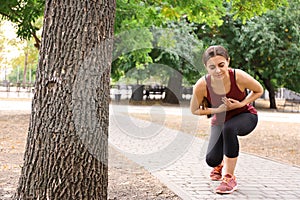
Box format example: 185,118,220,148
228,57,230,65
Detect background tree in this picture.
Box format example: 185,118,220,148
150,23,203,104
112,0,288,104
193,0,300,108
15,0,116,199
1,0,286,45
8,38,39,85
0,20,23,82
1,1,293,107
112,21,203,103
237,0,300,108
0,21,5,70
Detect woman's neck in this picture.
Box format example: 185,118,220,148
211,74,231,95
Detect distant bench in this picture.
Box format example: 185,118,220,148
144,85,165,100
283,99,300,112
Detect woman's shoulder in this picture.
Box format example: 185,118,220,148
232,68,257,90
231,68,249,74
195,75,207,85
193,75,207,91
233,69,252,80
229,68,245,74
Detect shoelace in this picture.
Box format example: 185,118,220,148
211,165,222,174
222,175,235,183
211,170,221,175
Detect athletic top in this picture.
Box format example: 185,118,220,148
205,68,257,125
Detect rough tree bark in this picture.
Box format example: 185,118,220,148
15,0,115,199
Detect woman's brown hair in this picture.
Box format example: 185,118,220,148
202,45,229,66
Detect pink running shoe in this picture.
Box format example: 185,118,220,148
210,164,223,181
215,174,237,194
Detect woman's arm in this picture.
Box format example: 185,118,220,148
190,77,205,115
236,69,263,105
223,69,263,110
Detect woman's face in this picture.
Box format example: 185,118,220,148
205,56,230,80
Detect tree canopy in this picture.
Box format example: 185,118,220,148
193,0,300,108
1,0,288,49
238,0,300,93
111,0,289,83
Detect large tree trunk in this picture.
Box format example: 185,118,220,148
262,78,277,109
15,0,115,199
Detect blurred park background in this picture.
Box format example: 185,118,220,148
1,0,299,111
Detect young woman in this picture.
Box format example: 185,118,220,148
190,45,263,194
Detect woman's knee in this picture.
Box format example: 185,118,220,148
222,124,238,143
222,124,239,157
206,155,222,167
225,149,239,158
223,124,236,135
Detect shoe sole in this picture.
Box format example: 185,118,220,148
215,185,238,194
210,177,222,181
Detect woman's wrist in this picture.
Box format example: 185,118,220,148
210,106,226,114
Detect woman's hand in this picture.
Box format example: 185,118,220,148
221,97,244,111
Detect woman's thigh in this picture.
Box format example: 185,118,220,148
224,113,258,137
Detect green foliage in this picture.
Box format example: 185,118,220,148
151,22,205,83
1,0,292,90
0,0,44,42
115,0,288,29
238,0,300,92
112,0,288,83
112,21,204,83
193,0,300,94
115,0,164,33
227,0,288,23
1,0,288,43
112,28,154,80
157,0,226,26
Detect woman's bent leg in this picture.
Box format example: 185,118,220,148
223,113,258,158
206,125,223,167
222,113,258,175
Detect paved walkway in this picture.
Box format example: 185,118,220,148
1,100,300,199
109,104,300,200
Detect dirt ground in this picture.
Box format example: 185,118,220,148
0,99,299,199
0,112,181,200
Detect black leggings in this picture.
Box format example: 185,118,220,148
206,113,258,167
